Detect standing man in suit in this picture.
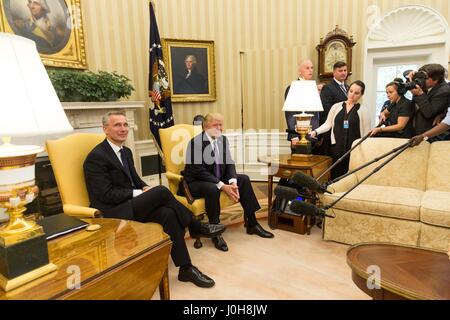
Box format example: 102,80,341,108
284,60,322,149
180,113,274,252
316,61,349,157
409,64,450,140
84,111,226,288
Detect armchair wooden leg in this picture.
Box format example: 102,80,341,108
194,237,203,249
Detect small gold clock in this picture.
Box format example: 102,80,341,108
317,26,356,81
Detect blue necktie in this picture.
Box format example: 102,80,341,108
213,141,221,179
340,84,348,97
120,149,136,188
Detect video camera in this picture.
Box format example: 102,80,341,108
402,70,428,91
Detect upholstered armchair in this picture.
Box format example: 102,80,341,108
159,124,236,248
46,133,105,218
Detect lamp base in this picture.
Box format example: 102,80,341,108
0,263,57,292
0,233,52,283
291,143,314,161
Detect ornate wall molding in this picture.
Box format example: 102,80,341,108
367,5,449,48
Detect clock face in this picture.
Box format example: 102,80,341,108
324,41,347,73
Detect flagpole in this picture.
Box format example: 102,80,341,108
148,0,173,187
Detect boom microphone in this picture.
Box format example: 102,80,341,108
274,185,301,200
291,172,330,193
289,200,335,218
274,185,317,201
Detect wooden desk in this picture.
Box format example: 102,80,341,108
347,243,450,300
0,218,172,300
259,154,332,234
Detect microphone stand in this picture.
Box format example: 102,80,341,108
322,141,411,212
317,121,385,182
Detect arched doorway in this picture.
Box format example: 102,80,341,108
363,5,450,127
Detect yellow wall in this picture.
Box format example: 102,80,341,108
81,0,450,139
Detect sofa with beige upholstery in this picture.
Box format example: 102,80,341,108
320,138,450,252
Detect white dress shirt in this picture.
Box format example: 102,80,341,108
107,139,143,198
204,132,237,189
443,106,450,126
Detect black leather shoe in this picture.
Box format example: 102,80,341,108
212,235,228,251
247,223,274,238
178,266,215,288
190,223,226,239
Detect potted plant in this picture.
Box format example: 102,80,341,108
47,69,135,102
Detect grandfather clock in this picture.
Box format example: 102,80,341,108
316,25,356,82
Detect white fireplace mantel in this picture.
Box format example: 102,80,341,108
62,101,145,161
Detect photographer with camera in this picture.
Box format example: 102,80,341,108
407,64,450,136
370,78,415,138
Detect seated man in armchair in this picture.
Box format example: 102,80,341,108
179,113,274,252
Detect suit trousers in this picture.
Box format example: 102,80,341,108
104,186,192,267
188,174,260,226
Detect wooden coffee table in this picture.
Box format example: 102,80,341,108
347,243,450,300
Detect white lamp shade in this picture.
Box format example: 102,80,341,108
282,80,323,112
0,33,73,137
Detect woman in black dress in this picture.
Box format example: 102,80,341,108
310,80,370,179
370,79,416,138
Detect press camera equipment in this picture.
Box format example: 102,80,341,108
402,70,428,91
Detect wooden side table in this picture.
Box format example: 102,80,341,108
259,154,332,235
0,218,172,300
347,243,450,300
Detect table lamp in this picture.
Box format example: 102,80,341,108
282,80,323,160
0,33,73,291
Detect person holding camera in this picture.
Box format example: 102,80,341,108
408,64,450,136
370,78,415,138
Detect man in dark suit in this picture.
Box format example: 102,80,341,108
180,113,274,252
284,59,321,147
317,61,349,156
84,111,226,288
410,64,450,138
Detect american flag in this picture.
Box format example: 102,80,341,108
148,2,173,148
151,83,161,102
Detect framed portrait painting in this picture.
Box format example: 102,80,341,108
162,38,216,103
0,0,87,69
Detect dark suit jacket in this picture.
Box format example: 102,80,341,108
181,132,237,185
173,69,208,94
83,139,147,220
319,80,349,126
413,81,450,134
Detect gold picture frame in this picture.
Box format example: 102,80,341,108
0,0,87,69
162,38,216,103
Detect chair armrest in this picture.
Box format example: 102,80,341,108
63,204,99,218
165,172,183,182
165,172,183,194
326,174,358,194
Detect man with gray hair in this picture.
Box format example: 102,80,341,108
284,59,321,147
173,54,208,94
84,111,226,288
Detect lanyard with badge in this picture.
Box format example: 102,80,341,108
343,104,355,130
